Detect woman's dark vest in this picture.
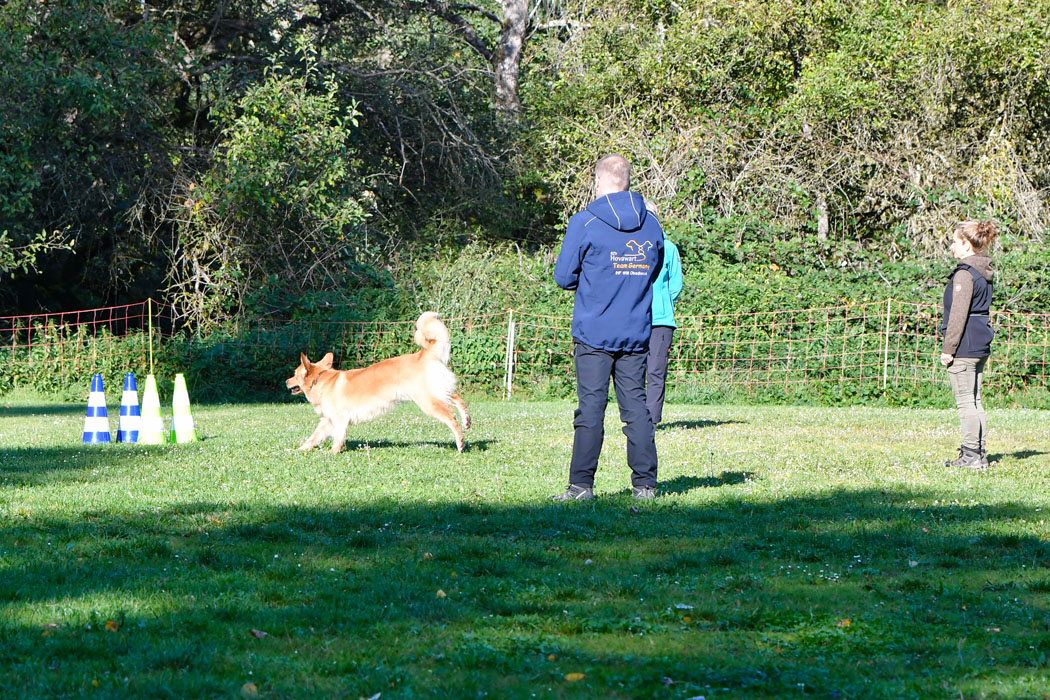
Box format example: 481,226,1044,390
940,263,994,358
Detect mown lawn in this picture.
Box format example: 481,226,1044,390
2,393,1049,699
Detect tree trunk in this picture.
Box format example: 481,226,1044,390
494,0,527,114
816,193,829,241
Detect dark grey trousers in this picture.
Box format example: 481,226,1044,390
646,326,675,425
568,342,658,488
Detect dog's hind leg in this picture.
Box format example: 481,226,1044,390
419,398,465,452
300,417,333,450
450,393,471,430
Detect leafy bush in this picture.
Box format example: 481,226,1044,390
168,46,371,330
524,0,1050,252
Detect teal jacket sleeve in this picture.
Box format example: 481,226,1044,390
667,243,683,305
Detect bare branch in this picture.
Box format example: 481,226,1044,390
532,19,591,32
425,0,494,61
190,55,267,76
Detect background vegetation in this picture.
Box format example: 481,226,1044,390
3,5,1050,691
2,0,1050,395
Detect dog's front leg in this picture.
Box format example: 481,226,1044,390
300,417,333,450
328,416,351,454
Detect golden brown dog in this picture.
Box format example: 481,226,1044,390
285,312,471,453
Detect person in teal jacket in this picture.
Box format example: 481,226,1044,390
646,231,683,425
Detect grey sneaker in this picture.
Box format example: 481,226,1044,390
979,449,990,469
551,483,594,502
632,486,658,500
945,446,985,470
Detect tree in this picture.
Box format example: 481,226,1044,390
0,230,71,282
524,0,1050,250
0,0,182,310
168,56,370,327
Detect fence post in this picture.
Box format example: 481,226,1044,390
882,298,892,390
90,311,95,368
11,318,17,386
148,298,155,375
504,309,516,400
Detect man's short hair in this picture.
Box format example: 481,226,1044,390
595,155,631,191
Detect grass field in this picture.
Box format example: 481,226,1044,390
2,393,1050,699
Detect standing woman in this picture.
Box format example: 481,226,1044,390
940,220,999,469
646,233,683,426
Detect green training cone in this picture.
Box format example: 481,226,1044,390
171,373,198,443
139,374,167,444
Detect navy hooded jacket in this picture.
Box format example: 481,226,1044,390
554,191,665,352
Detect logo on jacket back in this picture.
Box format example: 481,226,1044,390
610,240,654,276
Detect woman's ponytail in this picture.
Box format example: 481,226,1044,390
956,221,999,253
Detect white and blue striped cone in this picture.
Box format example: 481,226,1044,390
81,373,111,443
117,372,140,443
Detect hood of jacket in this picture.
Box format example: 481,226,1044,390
585,191,648,232
960,255,994,282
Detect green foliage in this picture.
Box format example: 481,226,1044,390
0,0,179,308
661,213,1050,316
4,0,1050,388
0,229,72,279
170,50,370,328
1,324,173,402
7,231,1050,407
524,0,1050,248
396,243,570,318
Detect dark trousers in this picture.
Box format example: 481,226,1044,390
646,326,674,425
568,342,658,488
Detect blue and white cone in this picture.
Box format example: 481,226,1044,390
117,372,140,443
82,373,112,443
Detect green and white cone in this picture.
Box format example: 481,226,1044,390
171,373,198,443
139,374,167,444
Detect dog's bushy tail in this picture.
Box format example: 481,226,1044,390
414,311,451,365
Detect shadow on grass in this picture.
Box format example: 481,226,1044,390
0,445,180,487
659,471,757,494
342,438,495,453
3,488,1050,697
657,419,745,431
604,472,756,498
989,449,1048,462
0,404,87,417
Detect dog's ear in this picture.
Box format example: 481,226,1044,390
318,352,334,369
300,352,311,368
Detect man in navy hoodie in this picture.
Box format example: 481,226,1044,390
552,154,664,501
